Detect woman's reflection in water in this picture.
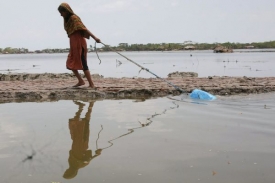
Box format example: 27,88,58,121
63,100,102,179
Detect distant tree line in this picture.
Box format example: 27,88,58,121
0,47,29,54
0,47,70,54
98,41,275,51
1,41,275,54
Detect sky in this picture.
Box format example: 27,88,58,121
0,0,275,50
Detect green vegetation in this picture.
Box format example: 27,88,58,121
99,41,275,51
1,41,275,54
0,47,28,54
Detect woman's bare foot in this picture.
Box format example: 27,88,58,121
73,82,85,87
88,85,97,90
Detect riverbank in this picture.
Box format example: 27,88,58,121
1,73,275,103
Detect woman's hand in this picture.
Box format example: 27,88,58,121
87,29,101,43
95,37,101,43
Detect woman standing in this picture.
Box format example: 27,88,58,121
58,3,101,88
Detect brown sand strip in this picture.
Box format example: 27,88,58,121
1,73,275,103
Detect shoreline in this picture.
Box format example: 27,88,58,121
1,73,275,103
1,49,275,55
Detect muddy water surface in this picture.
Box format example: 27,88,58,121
0,93,275,183
1,50,275,78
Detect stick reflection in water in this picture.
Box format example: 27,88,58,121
64,99,179,180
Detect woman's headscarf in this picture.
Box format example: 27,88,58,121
59,3,90,39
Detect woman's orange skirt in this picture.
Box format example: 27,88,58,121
66,31,88,70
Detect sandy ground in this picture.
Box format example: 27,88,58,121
1,73,275,103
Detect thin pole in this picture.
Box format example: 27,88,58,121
100,42,185,93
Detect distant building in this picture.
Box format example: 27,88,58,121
118,43,128,47
35,50,42,53
213,45,233,53
244,45,255,49
183,40,194,45
184,45,196,50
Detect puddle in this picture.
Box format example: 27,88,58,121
0,95,275,183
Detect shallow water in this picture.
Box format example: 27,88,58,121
1,50,275,182
0,93,275,183
1,49,275,78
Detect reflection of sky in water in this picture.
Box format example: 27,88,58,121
0,94,274,183
1,50,275,78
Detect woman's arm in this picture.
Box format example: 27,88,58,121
86,29,101,43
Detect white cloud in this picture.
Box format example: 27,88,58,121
75,0,153,14
1,0,275,49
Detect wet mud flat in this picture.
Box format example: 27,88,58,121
1,73,275,103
